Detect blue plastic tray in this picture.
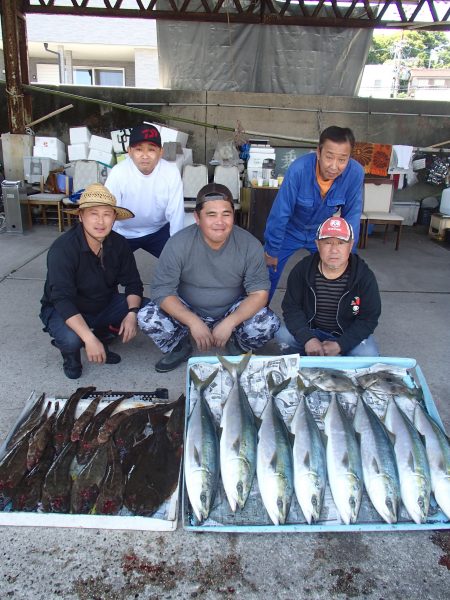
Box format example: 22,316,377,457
183,355,450,533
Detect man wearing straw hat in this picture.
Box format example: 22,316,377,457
40,184,144,379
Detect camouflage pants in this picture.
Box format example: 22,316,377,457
138,297,280,353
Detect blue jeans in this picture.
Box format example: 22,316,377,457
275,324,379,357
126,223,170,258
40,294,149,354
268,242,316,301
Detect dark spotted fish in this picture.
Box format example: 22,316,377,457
27,402,59,471
71,443,109,514
53,387,96,455
92,440,124,515
11,444,55,512
41,442,77,513
71,394,105,442
7,393,47,449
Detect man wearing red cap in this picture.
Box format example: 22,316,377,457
105,124,185,257
276,217,381,356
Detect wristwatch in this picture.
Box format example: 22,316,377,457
128,307,140,314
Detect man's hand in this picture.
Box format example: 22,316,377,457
322,340,341,356
119,312,138,343
265,252,278,272
304,338,325,356
189,318,214,351
212,318,234,348
85,336,107,363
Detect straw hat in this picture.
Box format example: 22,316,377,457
64,183,134,220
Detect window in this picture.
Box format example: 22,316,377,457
73,67,124,87
36,64,60,84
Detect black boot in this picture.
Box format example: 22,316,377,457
155,338,192,373
61,350,82,379
105,346,121,365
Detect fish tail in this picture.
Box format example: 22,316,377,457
267,371,291,397
218,352,252,377
189,368,219,393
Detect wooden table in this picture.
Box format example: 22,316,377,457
26,193,66,232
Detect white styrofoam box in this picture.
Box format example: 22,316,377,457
182,147,193,166
88,148,116,167
35,136,65,151
33,145,66,163
23,156,64,184
69,126,91,145
1,133,35,180
392,201,420,226
89,134,113,153
111,128,131,153
73,160,111,192
68,143,89,161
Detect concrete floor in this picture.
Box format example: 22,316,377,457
0,222,449,599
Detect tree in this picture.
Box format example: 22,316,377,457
367,31,450,68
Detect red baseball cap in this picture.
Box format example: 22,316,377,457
316,217,353,242
129,124,162,148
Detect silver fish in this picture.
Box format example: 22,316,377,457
299,368,356,393
184,368,220,523
353,397,400,524
414,404,450,520
324,394,363,525
384,398,431,524
257,373,294,525
291,377,327,524
218,354,257,512
357,371,418,398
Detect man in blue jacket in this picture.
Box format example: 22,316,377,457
264,126,364,300
276,217,380,357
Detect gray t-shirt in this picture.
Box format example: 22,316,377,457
151,224,269,318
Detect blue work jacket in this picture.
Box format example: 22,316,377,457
264,153,364,256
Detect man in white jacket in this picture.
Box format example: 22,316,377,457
105,124,185,257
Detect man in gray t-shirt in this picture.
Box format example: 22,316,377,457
138,183,280,372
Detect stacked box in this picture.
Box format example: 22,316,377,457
33,137,66,163
70,127,91,145
429,213,450,241
68,144,89,161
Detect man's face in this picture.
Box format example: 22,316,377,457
79,206,116,242
194,199,234,250
316,237,352,272
316,139,352,182
128,142,163,175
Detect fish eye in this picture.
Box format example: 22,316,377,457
236,481,243,495
349,497,356,509
311,496,318,507
418,497,424,509
277,497,284,510
200,492,207,505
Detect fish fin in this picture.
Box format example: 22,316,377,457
254,415,262,430
193,444,202,468
371,457,381,474
407,451,416,472
303,451,311,469
342,451,350,469
267,372,291,397
190,367,219,393
269,451,278,470
296,374,306,391
218,353,252,377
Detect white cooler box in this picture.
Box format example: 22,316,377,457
392,201,420,226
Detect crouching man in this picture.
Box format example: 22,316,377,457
276,217,381,356
40,184,144,379
138,183,280,372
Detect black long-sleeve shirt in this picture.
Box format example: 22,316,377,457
41,224,143,321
